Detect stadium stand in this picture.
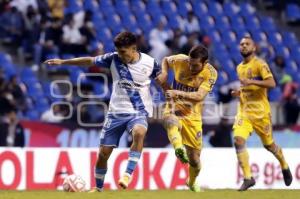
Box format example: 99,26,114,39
0,0,299,125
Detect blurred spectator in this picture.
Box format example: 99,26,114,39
149,21,173,62
41,104,67,122
180,31,199,55
33,19,59,68
10,0,38,15
61,16,87,56
0,6,25,46
256,41,275,62
6,75,27,111
36,0,50,20
166,28,187,54
209,117,233,147
202,35,215,63
80,11,102,55
181,11,200,34
280,74,300,126
22,5,41,60
47,0,64,19
0,109,25,147
271,56,285,83
218,81,240,104
0,0,10,13
136,34,151,54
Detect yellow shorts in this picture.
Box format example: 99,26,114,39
179,118,203,150
163,105,202,150
233,115,273,145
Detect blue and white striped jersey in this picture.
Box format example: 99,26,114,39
94,52,160,117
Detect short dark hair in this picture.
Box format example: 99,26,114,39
241,34,255,45
189,44,208,62
114,31,137,48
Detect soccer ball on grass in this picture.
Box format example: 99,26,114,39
62,174,86,192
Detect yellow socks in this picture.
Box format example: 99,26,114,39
188,165,201,186
273,147,289,169
237,149,252,179
167,125,183,149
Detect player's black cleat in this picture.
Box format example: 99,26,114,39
238,177,256,191
282,168,293,186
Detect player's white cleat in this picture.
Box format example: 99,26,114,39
118,173,132,189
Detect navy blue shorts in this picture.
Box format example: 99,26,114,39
100,113,148,147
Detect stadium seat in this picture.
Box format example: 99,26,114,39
26,110,40,120
221,31,237,45
35,97,50,114
215,71,229,86
251,30,267,42
192,1,208,19
244,16,260,31
285,3,300,23
83,0,99,13
230,16,245,31
239,3,255,18
27,82,44,100
267,32,283,46
268,87,282,102
207,1,223,18
176,1,191,18
282,31,298,48
274,45,290,58
64,0,82,15
260,17,277,32
223,2,239,17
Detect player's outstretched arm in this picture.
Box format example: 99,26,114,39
155,57,171,91
44,57,95,67
166,87,208,102
240,77,276,88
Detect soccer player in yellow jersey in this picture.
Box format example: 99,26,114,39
160,45,218,192
232,36,293,191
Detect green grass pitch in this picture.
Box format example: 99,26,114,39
1,190,299,199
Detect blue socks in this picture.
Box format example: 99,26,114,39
125,151,141,175
95,168,107,190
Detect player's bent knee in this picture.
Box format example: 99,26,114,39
234,137,246,150
162,115,179,129
132,127,146,140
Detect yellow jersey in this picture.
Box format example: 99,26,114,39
236,56,273,119
166,54,218,120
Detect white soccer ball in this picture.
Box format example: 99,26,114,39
62,174,86,192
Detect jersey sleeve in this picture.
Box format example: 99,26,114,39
199,67,218,92
259,61,273,80
93,53,114,68
166,55,177,69
166,54,187,69
150,60,161,79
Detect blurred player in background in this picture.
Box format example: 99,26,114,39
45,31,163,191
160,45,217,192
231,35,293,191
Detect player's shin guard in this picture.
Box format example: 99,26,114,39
125,151,141,175
95,168,107,191
167,125,183,149
188,164,201,186
236,148,252,179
